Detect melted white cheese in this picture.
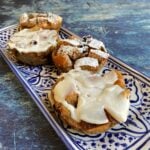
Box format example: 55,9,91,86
88,39,106,51
20,13,28,24
8,29,58,53
53,69,130,124
74,57,99,69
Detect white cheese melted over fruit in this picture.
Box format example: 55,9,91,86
8,29,58,53
53,69,130,124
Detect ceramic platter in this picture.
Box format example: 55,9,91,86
0,25,149,150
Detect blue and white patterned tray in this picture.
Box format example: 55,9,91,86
0,25,149,150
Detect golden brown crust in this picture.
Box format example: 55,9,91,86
52,40,87,71
10,46,57,65
88,50,108,67
52,96,117,134
19,12,63,31
50,70,129,134
115,70,126,88
79,65,99,72
65,91,78,108
52,50,73,71
52,36,109,72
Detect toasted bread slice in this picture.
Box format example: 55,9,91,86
8,29,59,65
52,37,88,71
52,36,109,72
19,12,63,31
50,69,130,134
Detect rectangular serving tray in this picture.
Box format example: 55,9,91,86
0,25,149,150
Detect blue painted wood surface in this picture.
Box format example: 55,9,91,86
0,0,149,149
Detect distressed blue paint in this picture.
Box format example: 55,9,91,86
0,0,150,149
